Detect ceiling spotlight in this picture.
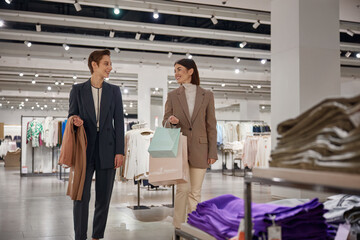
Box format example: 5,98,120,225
0,20,4,27
47,86,51,91
135,32,141,40
356,53,360,58
32,80,36,84
74,1,82,11
0,103,2,107
35,73,39,77
44,105,47,108
125,113,129,116
346,29,354,37
345,51,351,58
257,85,261,89
109,30,115,38
235,68,240,74
19,72,24,77
41,107,44,110
186,52,193,59
36,23,41,32
53,107,57,110
5,0,12,4
7,101,10,104
221,83,226,87
250,85,254,89
74,82,78,85
55,81,59,85
11,106,14,109
105,78,109,81
210,15,218,25
124,88,129,94
63,43,70,51
253,20,260,29
149,33,155,41
61,82,64,85
239,41,247,48
52,99,56,103
25,98,28,102
114,6,120,15
24,41,32,47
261,105,265,110
37,104,40,108
153,9,159,19
261,59,267,64
168,52,173,58
73,74,77,79
31,106,34,110
114,47,120,53
234,57,240,63
19,106,23,109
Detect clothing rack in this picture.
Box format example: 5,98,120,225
20,115,66,177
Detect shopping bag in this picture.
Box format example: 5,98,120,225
148,127,181,158
149,135,189,186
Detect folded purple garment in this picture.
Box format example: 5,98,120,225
187,194,329,240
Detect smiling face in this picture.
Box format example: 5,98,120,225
174,63,193,84
92,55,112,79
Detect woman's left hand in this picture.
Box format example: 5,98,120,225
114,154,124,169
208,158,217,165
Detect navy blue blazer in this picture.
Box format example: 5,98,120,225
68,79,125,169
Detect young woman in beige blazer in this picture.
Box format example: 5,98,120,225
163,58,218,228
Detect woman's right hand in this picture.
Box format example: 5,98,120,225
168,115,179,125
73,115,84,127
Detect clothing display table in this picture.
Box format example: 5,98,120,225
244,168,360,240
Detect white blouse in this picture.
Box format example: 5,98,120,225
91,86,102,131
183,83,197,119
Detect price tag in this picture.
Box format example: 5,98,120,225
334,223,350,240
22,166,28,174
268,214,281,240
268,225,281,240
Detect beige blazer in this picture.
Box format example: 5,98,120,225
163,85,218,169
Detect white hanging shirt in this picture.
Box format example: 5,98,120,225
183,83,197,119
91,86,102,131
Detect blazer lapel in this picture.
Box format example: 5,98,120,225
99,81,113,131
81,80,97,126
177,86,191,125
191,86,205,123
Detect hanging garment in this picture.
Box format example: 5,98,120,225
27,120,44,148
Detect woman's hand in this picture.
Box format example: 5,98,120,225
168,115,179,125
208,158,217,165
114,154,124,169
73,116,84,127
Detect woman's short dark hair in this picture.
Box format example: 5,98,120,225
174,59,200,85
88,50,110,74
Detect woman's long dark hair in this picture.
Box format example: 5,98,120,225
174,59,200,85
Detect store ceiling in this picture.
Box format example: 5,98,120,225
0,0,359,114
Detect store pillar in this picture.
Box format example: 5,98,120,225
270,0,341,199
137,67,168,127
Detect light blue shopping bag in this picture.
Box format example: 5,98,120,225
148,127,181,158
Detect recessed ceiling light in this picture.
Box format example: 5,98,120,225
153,9,159,19
114,6,120,15
19,72,24,77
47,86,51,91
261,59,267,64
24,41,32,47
235,69,240,74
32,80,36,84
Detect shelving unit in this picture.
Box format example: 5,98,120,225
244,168,360,240
174,167,360,240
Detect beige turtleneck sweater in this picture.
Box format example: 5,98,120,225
183,83,197,119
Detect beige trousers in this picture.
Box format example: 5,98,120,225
173,166,207,228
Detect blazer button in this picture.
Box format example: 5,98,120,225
189,128,192,131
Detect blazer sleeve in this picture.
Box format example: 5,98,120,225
114,86,125,155
206,91,218,160
68,85,79,118
162,92,173,128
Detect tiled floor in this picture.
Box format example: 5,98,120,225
0,162,272,240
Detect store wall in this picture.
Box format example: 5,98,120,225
0,109,68,125
341,77,360,98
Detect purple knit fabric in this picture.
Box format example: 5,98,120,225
187,194,329,240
